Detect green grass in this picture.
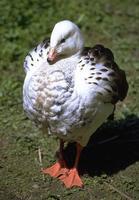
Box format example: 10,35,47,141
0,0,139,199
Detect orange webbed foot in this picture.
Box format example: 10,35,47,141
42,159,67,178
59,168,83,188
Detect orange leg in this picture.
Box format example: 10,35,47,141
42,139,67,177
59,143,83,188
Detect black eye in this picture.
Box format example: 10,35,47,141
60,38,66,43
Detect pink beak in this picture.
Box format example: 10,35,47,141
48,48,58,62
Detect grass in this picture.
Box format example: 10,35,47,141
0,0,139,199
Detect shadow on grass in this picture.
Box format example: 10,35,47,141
63,114,139,177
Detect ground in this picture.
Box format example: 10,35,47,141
0,0,139,199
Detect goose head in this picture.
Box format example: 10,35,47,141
47,20,84,63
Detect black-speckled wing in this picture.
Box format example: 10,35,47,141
23,38,50,73
80,44,128,104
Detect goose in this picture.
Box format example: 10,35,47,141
23,20,128,188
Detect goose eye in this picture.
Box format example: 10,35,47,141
60,38,66,43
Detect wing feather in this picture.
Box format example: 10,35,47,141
23,38,50,73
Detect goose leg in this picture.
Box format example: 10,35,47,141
59,143,83,188
42,139,67,177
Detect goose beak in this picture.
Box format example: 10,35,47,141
47,48,58,62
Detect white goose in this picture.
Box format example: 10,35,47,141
23,20,128,188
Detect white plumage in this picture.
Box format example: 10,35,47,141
23,20,128,188
23,34,114,146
